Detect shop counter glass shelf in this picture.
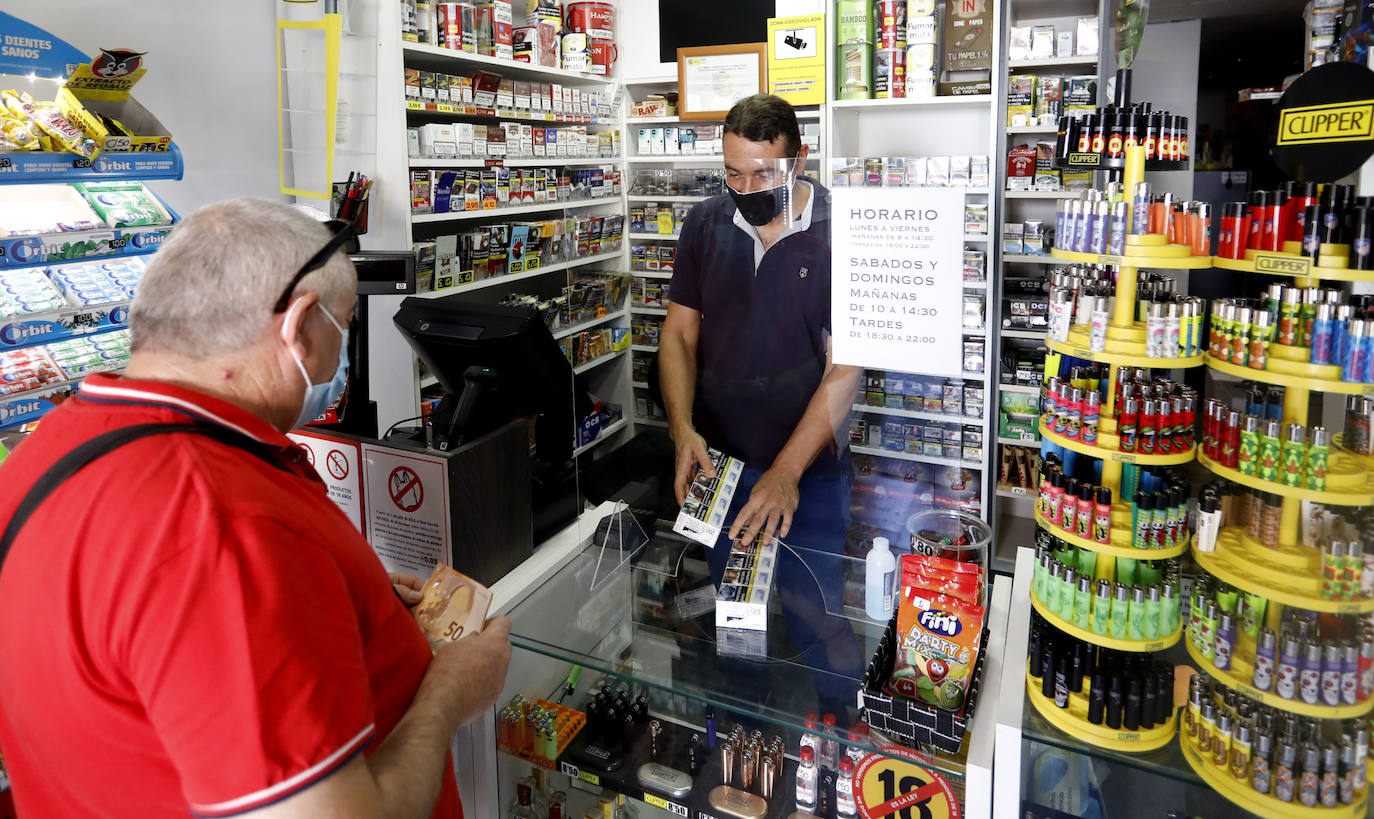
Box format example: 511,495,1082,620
500,524,1007,792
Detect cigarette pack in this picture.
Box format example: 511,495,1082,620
672,447,746,547
715,533,779,632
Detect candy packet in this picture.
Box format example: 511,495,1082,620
890,588,985,712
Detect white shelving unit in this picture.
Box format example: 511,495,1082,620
993,0,1111,547
824,3,1004,526
339,4,636,459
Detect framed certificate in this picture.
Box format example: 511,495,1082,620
676,43,768,121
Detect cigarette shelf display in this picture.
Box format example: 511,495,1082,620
401,41,610,84
850,444,984,471
390,27,641,446
1179,740,1368,819
412,197,620,223
403,98,613,124
1023,669,1178,752
411,250,624,299
409,156,622,169
1184,639,1374,721
1032,508,1189,560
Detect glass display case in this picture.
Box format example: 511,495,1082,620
477,508,1009,818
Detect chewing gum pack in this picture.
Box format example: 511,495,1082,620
412,563,493,649
672,447,745,547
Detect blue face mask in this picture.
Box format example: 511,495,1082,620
289,304,349,429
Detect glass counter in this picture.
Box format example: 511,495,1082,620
488,513,1007,819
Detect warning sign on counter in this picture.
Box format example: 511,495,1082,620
288,430,364,534
327,449,350,481
362,444,452,577
831,186,964,376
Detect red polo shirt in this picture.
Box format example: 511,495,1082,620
0,374,462,818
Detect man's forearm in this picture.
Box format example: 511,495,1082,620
770,364,861,479
365,669,476,818
659,333,698,437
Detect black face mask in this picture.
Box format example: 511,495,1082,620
728,183,788,226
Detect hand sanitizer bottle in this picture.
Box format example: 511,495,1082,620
865,536,897,621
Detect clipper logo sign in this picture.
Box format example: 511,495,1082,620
1278,101,1374,146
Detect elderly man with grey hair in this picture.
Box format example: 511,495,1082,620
0,198,509,819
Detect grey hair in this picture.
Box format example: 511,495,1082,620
130,197,355,357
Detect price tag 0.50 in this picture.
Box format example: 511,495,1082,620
853,751,960,819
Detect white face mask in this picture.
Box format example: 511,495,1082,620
284,303,349,429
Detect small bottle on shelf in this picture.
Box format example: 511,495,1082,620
795,746,818,812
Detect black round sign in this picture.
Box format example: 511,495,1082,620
1272,62,1374,182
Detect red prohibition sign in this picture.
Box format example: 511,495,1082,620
388,466,424,512
326,449,349,480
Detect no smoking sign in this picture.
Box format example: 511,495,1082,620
326,449,349,481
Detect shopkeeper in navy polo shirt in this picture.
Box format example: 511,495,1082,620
661,94,864,708
0,199,509,819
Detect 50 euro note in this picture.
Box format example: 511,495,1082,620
413,563,493,648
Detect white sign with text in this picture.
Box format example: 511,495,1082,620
831,186,965,376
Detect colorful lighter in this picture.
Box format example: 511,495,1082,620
1092,579,1111,635
1110,583,1129,639
1306,427,1328,491
1281,424,1306,487
1129,585,1146,641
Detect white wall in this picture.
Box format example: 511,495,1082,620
5,3,284,215
1129,19,1202,200
621,0,825,80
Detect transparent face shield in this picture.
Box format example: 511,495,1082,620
723,156,802,228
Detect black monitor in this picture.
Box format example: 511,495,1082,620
392,296,591,462
350,251,415,296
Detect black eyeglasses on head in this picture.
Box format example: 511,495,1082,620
272,219,356,314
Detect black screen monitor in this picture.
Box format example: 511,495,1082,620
350,251,415,296
392,296,590,462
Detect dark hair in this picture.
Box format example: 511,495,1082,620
723,94,801,157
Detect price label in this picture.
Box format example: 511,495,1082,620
642,793,689,816
854,751,960,819
559,761,578,778
405,100,422,111
577,769,600,786
1096,255,1124,267
1010,486,1028,496
438,103,454,113
1019,432,1037,442
525,256,541,270
1109,452,1138,464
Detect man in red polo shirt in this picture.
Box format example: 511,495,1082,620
0,198,510,818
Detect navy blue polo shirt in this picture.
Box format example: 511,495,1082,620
670,178,840,475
